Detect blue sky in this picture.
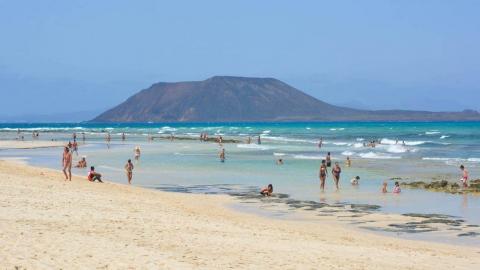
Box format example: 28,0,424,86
1,0,479,119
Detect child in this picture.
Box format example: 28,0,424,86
381,182,388,193
460,165,469,188
350,176,360,185
392,181,401,194
260,184,273,196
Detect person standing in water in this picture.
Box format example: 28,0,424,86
122,133,126,141
326,152,332,167
134,146,141,161
257,135,261,145
219,148,226,162
62,147,72,181
331,162,341,190
318,137,323,148
81,132,86,143
346,156,351,167
319,159,328,190
460,165,469,188
125,159,134,184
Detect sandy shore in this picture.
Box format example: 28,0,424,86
0,140,65,150
0,160,479,269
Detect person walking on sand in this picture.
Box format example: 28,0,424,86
332,162,341,190
62,147,72,181
134,146,141,161
319,159,328,190
125,159,134,184
460,165,469,188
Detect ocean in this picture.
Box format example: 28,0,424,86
1,122,479,244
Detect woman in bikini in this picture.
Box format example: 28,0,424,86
62,147,72,181
319,159,328,190
332,162,341,190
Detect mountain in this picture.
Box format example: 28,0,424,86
92,76,480,122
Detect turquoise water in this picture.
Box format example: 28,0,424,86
1,122,480,244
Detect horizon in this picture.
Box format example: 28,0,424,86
1,0,480,121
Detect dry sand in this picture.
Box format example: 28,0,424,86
0,160,479,269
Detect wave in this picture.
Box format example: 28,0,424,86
333,142,348,146
425,131,441,135
293,155,324,160
261,136,316,144
358,152,401,159
236,144,271,150
380,138,427,146
423,157,480,163
385,145,408,153
440,135,450,139
273,152,286,156
341,151,355,156
353,143,364,148
356,138,365,142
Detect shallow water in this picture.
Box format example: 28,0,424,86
1,122,479,245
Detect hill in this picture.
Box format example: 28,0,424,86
92,76,480,122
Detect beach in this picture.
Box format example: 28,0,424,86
1,157,480,269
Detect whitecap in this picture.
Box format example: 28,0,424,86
237,144,271,150
342,151,355,156
273,152,286,156
358,152,401,159
293,155,324,160
440,135,450,139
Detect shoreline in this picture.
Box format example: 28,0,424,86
1,160,479,269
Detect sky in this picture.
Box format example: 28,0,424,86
1,0,479,120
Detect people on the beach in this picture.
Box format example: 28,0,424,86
460,165,469,187
134,146,141,161
346,156,351,167
319,160,327,190
87,166,103,182
351,176,360,185
125,159,134,184
75,157,87,168
260,184,273,196
393,182,401,194
62,147,72,181
382,182,388,193
72,140,78,156
81,132,85,142
247,136,251,144
257,135,261,145
122,133,126,141
318,138,323,148
326,152,332,167
332,162,341,189
276,158,284,165
219,148,225,162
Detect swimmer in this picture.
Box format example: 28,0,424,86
318,137,323,148
260,184,273,196
122,133,126,141
319,160,328,190
331,162,341,190
125,159,134,184
276,158,284,165
460,165,469,188
62,147,72,181
381,182,388,193
351,176,360,185
393,181,401,194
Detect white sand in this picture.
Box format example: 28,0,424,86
0,160,479,269
0,140,65,149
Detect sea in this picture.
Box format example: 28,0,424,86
1,122,479,245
